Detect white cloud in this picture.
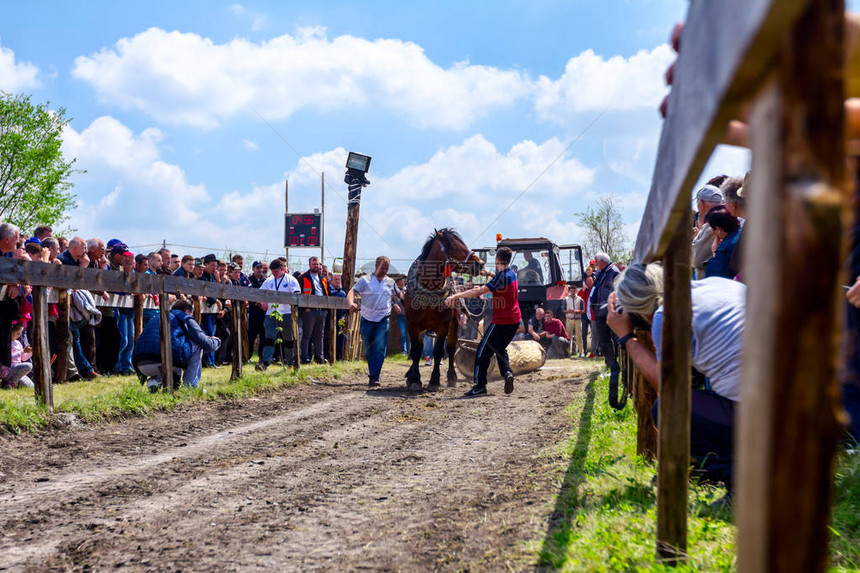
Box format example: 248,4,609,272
242,138,259,151
71,27,531,129
229,4,245,16
534,44,674,122
0,39,40,92
62,116,213,240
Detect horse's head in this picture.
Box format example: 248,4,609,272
435,228,484,276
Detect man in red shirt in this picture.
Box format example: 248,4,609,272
445,246,520,397
542,309,570,359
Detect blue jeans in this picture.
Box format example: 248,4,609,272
114,309,135,373
422,332,434,358
70,319,94,376
360,316,389,379
183,346,204,388
201,314,216,366
397,315,409,354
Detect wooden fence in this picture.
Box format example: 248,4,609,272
633,0,847,570
1,257,351,411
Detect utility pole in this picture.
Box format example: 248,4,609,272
342,152,371,291
284,179,290,270
321,171,325,265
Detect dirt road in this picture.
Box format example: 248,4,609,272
0,359,599,572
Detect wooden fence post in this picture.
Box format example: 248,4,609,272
55,289,70,383
133,294,143,341
291,309,300,370
158,281,173,394
633,330,658,461
231,300,242,380
329,309,338,363
736,3,846,571
240,301,250,363
31,286,53,411
656,222,692,565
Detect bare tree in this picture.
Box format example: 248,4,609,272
575,194,628,262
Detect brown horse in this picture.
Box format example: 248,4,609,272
404,229,484,391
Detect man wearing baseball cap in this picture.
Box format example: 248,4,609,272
692,181,725,279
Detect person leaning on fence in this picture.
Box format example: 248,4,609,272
607,263,744,499
445,246,520,397
133,299,221,391
347,256,396,387
255,258,301,371
328,273,348,361
299,256,330,364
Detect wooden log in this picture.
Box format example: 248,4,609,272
55,289,70,383
158,283,173,394
633,329,658,462
656,218,692,565
737,3,846,571
231,300,242,381
454,339,546,380
31,286,53,411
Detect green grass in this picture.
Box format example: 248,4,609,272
536,372,860,572
0,360,367,435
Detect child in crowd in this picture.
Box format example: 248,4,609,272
4,323,34,389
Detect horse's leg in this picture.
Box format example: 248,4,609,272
405,323,423,391
446,316,459,385
429,330,445,388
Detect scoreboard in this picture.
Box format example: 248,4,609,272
284,213,321,247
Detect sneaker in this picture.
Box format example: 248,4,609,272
504,372,514,395
368,378,381,387
255,362,269,372
464,385,487,397
82,371,99,380
587,353,595,359
423,358,432,367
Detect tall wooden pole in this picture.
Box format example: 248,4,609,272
342,198,360,292
656,220,692,565
737,2,846,571
231,299,243,380
321,171,325,265
285,179,290,270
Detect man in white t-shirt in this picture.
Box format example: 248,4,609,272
607,263,744,497
255,258,301,371
347,256,396,387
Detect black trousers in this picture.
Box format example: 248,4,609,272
593,317,619,374
653,389,736,491
474,322,519,387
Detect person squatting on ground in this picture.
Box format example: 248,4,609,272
132,299,221,391
542,309,570,359
255,258,301,371
444,246,520,397
607,263,744,495
347,256,396,387
3,322,33,389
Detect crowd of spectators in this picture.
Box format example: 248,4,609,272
0,223,349,390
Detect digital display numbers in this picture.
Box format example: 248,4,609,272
284,213,321,247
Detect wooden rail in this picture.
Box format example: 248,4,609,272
632,0,847,569
1,258,350,409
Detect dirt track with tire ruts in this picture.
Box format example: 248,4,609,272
0,359,600,572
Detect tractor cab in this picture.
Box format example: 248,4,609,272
473,237,585,324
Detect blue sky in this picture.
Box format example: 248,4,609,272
0,0,749,272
